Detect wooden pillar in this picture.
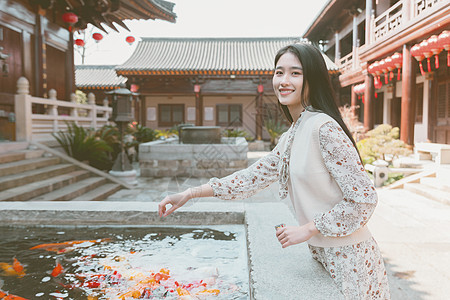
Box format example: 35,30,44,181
351,84,358,116
255,84,264,140
334,32,340,64
194,84,202,126
364,73,374,130
365,0,373,45
400,44,416,145
34,13,45,97
65,31,75,100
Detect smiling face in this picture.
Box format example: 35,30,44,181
272,52,307,120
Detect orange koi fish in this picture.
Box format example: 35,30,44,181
196,289,220,295
51,262,64,277
30,239,111,252
0,258,26,278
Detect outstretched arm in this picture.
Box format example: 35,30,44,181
159,132,288,217
159,184,213,217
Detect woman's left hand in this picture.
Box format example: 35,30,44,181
276,221,319,248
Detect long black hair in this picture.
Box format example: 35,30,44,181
274,43,360,156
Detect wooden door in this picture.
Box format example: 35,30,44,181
434,78,450,144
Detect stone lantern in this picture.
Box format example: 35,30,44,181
106,84,138,185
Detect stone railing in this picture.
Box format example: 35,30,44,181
14,77,111,141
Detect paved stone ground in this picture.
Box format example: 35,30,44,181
107,153,450,299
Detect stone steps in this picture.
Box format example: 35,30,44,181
0,156,60,177
71,183,122,201
403,182,450,206
0,163,76,191
420,177,450,193
0,144,126,201
29,177,107,201
0,170,91,201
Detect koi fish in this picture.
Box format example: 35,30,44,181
30,239,111,252
51,262,64,277
0,258,26,278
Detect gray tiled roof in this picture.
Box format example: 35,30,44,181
116,37,339,75
75,65,127,88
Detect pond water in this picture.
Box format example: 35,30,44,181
0,225,249,299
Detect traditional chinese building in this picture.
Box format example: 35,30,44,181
113,37,339,140
75,65,127,105
0,0,176,140
304,0,450,145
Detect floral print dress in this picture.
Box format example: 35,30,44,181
208,115,390,299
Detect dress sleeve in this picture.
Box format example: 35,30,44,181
313,121,378,237
208,133,286,200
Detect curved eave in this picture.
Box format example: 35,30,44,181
116,69,339,76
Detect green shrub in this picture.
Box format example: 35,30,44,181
53,122,113,170
356,124,412,165
222,128,254,141
264,119,288,148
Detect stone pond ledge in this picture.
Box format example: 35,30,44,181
139,137,249,178
0,201,342,299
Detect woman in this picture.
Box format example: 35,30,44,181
158,42,390,299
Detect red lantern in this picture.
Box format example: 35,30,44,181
74,39,85,47
379,59,389,84
391,52,403,80
62,12,78,24
62,12,78,32
92,33,103,43
411,44,425,75
125,36,135,46
427,35,442,68
420,40,433,72
438,30,450,67
374,77,382,90
384,56,394,80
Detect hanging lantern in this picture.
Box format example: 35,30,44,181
427,35,442,69
374,77,383,89
438,30,450,67
391,52,403,80
74,39,85,47
379,59,389,84
125,36,135,46
92,33,103,43
384,56,395,80
62,12,78,24
411,44,425,75
62,12,78,32
420,40,433,72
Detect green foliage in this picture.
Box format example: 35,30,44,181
383,172,404,186
264,119,288,146
155,127,178,139
133,124,158,143
75,90,87,105
356,124,412,165
52,122,113,170
222,128,254,141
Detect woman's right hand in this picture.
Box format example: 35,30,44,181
158,190,191,217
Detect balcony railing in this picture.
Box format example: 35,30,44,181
371,0,404,43
371,0,445,44
15,77,112,141
414,0,444,17
339,52,353,73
